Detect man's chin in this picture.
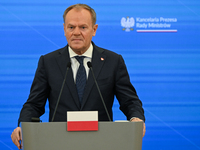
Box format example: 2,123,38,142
70,45,86,54
70,46,82,51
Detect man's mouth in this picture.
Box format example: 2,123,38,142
72,39,82,41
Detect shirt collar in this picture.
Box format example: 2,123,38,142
68,43,93,59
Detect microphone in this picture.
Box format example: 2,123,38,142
87,62,112,121
51,62,71,122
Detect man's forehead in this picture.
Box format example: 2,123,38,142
67,8,91,16
67,22,88,26
65,8,93,24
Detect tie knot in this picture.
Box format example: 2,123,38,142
75,56,85,65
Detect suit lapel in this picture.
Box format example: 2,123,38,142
81,44,106,109
56,46,81,109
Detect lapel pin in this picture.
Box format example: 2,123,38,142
101,57,104,61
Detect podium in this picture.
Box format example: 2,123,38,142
21,122,143,150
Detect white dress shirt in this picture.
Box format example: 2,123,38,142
68,43,93,83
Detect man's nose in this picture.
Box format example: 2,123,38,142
73,27,81,35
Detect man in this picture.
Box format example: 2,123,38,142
11,4,146,149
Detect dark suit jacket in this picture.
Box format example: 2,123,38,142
18,43,145,125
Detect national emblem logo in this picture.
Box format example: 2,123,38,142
121,17,135,32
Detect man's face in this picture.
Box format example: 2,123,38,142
63,8,98,55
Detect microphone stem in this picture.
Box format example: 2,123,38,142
51,67,70,122
90,67,112,121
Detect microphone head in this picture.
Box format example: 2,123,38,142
67,62,71,68
87,61,92,68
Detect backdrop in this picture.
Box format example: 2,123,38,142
0,0,200,149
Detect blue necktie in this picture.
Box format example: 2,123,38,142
75,56,86,103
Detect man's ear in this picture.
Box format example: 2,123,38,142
63,23,66,36
92,24,98,36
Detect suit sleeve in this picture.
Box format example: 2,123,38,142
18,56,49,126
114,55,145,122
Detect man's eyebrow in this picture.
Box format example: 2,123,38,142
67,23,88,26
79,24,88,27
67,24,75,26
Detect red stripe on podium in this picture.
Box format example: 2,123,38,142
67,121,98,131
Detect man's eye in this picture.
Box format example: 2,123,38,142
69,26,74,29
82,27,86,29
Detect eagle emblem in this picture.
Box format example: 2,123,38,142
121,17,135,32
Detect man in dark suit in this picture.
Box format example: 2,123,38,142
11,4,146,149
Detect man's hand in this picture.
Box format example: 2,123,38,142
11,127,22,149
131,117,146,137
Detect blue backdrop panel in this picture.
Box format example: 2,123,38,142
0,0,200,149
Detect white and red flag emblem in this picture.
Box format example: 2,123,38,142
67,111,98,131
